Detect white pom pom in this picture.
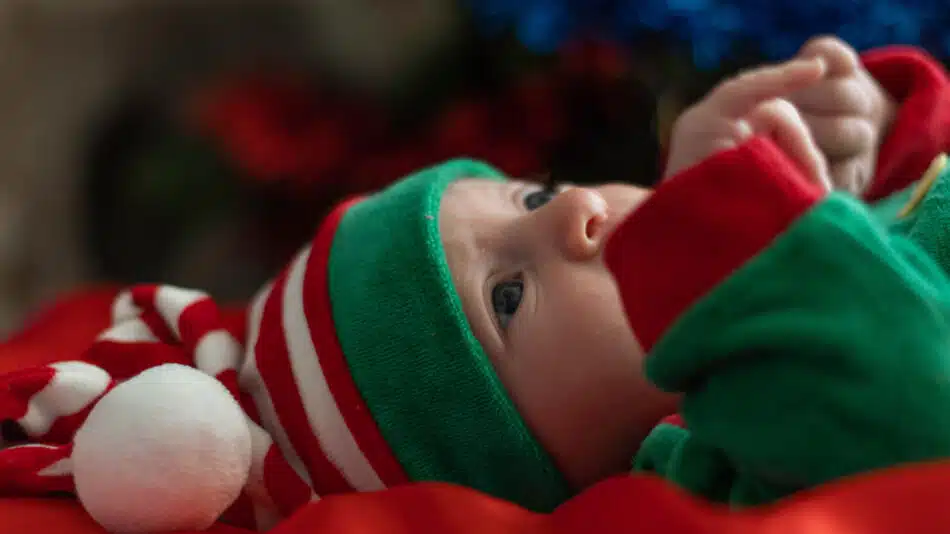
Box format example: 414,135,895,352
73,364,251,533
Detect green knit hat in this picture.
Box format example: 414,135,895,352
316,159,571,510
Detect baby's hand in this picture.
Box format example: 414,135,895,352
664,58,832,190
788,36,897,195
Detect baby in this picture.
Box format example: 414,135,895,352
1,35,949,532
437,35,900,495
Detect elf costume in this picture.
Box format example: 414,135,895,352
0,44,947,534
617,138,950,502
610,46,950,506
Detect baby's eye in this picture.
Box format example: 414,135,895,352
524,186,559,211
491,278,524,329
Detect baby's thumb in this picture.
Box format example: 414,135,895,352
745,98,832,191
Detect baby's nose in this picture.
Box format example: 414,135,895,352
545,187,609,261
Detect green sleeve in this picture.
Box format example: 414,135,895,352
608,139,950,506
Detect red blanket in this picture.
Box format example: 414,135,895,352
0,288,948,534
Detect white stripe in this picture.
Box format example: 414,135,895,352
111,290,138,323
244,425,317,531
245,422,277,498
154,286,207,340
95,318,158,343
20,362,111,436
8,443,58,451
194,330,243,377
281,247,384,491
38,457,72,477
239,281,313,488
245,420,281,531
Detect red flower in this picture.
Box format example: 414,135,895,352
192,74,357,182
432,100,493,155
510,74,564,144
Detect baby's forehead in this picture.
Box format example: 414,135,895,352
442,178,510,220
439,178,519,267
441,180,500,237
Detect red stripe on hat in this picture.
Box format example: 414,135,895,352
263,443,314,517
129,285,176,343
303,199,409,487
83,340,191,380
0,444,74,495
253,270,353,494
129,284,159,305
177,296,220,355
0,367,56,421
41,380,117,444
140,311,177,346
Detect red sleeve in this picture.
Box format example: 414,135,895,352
604,136,824,351
863,47,950,200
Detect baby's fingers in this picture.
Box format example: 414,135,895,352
789,77,874,116
745,99,832,191
800,113,875,159
829,158,874,195
797,36,862,77
711,58,826,118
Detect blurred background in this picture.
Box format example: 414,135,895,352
0,0,947,333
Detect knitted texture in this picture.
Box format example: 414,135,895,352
887,155,950,266
328,160,571,512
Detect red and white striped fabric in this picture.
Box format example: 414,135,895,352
241,241,409,488
0,284,318,531
0,204,421,531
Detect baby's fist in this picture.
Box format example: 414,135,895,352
664,58,832,190
788,36,896,194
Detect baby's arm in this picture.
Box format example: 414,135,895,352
608,136,950,505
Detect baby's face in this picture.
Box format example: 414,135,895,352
440,178,680,490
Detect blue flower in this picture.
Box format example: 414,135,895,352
466,0,950,69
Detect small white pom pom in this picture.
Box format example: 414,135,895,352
73,364,251,533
